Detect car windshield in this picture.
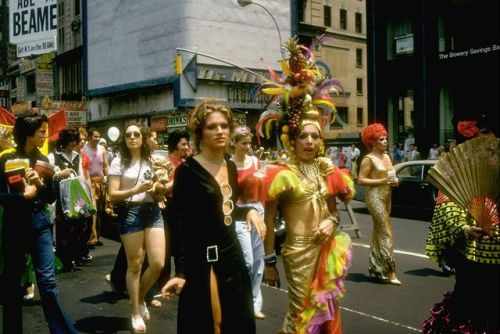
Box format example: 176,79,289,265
397,165,423,179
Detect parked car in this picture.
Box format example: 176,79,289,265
354,159,438,219
392,160,438,212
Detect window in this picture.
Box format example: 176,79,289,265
355,12,362,33
331,106,348,128
26,74,36,94
388,18,414,59
356,78,363,95
74,0,80,16
340,9,347,30
357,107,363,126
58,27,65,50
58,2,64,17
324,6,331,27
356,48,363,68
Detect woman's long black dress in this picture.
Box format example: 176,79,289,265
170,156,256,334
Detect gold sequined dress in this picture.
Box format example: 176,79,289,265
364,154,396,278
266,159,354,334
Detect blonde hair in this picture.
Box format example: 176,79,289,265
191,99,235,150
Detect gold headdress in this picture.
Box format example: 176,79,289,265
255,36,342,150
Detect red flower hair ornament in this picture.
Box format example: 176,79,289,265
457,121,480,138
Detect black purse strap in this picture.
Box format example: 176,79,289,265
124,159,142,203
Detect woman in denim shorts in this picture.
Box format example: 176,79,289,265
108,123,165,333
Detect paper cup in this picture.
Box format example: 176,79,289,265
387,170,396,179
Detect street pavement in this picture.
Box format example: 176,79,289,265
0,200,455,333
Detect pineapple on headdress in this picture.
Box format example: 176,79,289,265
255,35,343,149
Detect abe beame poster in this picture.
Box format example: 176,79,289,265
9,0,57,57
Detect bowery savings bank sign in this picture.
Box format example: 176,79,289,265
9,0,57,57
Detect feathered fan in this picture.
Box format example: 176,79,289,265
427,136,500,234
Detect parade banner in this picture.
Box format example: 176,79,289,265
9,0,57,57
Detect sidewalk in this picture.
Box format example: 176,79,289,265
0,237,180,333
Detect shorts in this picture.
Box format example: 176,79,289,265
117,203,164,235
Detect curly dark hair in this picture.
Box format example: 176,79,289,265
167,130,190,153
118,123,151,168
57,128,80,150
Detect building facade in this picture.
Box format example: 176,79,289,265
367,0,498,151
297,0,368,145
84,0,291,145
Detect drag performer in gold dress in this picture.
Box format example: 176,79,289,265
358,123,401,285
259,37,354,334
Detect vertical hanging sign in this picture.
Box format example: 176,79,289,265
9,0,58,58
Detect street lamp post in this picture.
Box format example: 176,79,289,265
237,0,286,59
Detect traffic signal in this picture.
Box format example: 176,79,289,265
174,54,182,75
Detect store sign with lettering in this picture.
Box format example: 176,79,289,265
36,70,53,97
65,110,87,126
9,0,57,57
151,117,168,132
167,114,188,127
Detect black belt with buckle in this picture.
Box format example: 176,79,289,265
206,245,219,263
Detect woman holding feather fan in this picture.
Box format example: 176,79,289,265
422,119,499,333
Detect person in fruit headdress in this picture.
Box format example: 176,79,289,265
259,36,355,334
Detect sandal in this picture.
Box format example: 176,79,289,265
140,303,150,321
131,314,146,333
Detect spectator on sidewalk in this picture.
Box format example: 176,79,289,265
428,143,440,160
83,128,109,248
108,123,165,333
350,143,361,180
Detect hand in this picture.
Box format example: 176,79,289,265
25,169,44,188
312,218,335,244
389,177,399,187
246,209,266,240
136,180,153,193
466,226,489,240
161,277,186,300
54,168,72,180
263,266,280,289
23,180,37,200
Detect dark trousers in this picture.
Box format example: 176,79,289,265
1,211,77,334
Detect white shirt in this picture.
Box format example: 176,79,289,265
109,156,154,203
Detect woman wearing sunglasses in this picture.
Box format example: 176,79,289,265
161,99,265,334
230,126,266,320
108,123,165,333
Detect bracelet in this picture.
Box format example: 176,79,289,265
326,215,339,225
263,252,276,260
264,253,277,266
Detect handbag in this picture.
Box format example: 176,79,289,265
59,170,96,219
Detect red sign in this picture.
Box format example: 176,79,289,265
151,117,168,131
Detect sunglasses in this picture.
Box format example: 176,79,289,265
220,182,234,226
125,131,142,139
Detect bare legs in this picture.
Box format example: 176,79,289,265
121,227,165,330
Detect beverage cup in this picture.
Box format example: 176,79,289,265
387,170,396,180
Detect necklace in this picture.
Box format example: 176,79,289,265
296,160,321,187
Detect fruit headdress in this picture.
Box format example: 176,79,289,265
255,36,342,152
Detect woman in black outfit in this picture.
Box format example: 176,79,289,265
161,99,266,334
